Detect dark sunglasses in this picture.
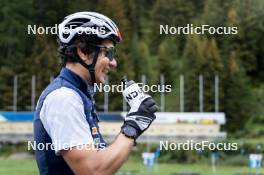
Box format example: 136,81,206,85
91,44,116,61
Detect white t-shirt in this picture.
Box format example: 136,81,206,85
39,87,94,154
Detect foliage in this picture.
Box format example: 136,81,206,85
0,0,263,133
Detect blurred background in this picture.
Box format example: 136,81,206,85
0,0,264,174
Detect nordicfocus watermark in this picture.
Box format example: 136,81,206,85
94,83,172,93
160,140,238,151
160,24,238,35
27,24,106,35
27,141,106,151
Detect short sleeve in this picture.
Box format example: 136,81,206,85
40,87,94,154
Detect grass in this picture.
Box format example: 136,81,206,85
0,160,38,175
0,159,262,175
121,162,263,175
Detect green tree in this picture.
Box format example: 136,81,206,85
231,0,264,84
181,35,204,112
16,33,59,110
0,0,34,110
129,34,153,81
222,51,254,132
150,0,203,53
158,37,180,85
182,35,224,112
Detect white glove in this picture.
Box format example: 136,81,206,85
121,80,158,141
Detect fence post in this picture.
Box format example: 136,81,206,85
122,75,127,112
160,74,165,112
199,75,203,112
215,75,219,112
13,75,18,112
31,75,36,111
50,76,54,83
180,75,184,112
104,76,109,113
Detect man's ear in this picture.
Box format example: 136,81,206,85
76,47,94,65
77,47,87,61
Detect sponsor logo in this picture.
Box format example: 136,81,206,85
92,127,98,135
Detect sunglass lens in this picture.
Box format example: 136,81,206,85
106,49,114,61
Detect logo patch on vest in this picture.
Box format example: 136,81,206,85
94,138,100,144
92,127,98,135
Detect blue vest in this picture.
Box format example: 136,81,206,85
34,68,106,175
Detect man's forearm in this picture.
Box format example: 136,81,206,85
63,134,134,175
96,134,134,174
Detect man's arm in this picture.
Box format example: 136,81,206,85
62,80,157,175
62,134,134,175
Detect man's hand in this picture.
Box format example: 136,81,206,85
121,80,158,142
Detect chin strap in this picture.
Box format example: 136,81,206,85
76,49,100,86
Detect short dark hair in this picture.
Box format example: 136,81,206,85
58,35,102,67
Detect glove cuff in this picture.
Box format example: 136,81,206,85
121,123,139,146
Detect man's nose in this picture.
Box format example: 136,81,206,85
109,58,117,68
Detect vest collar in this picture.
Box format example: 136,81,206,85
59,68,94,97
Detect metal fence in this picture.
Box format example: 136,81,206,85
2,74,220,112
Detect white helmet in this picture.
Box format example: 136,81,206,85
58,11,122,45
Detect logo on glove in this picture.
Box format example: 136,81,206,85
125,89,144,102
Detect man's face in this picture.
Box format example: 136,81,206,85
94,40,117,84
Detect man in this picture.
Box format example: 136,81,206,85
34,12,157,175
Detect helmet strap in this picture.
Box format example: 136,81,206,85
76,49,100,86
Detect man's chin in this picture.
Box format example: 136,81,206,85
96,77,106,85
